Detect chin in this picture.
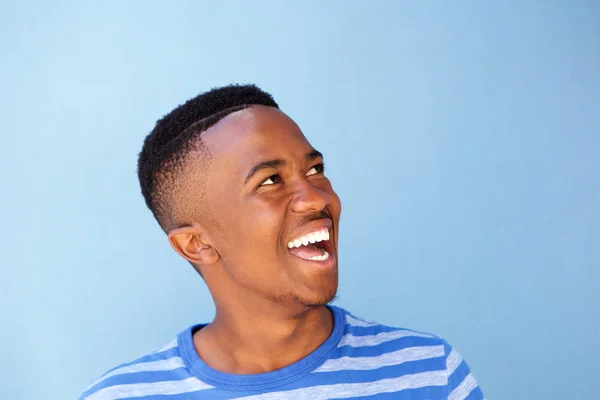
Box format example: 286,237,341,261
297,286,338,309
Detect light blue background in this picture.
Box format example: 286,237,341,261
1,1,598,399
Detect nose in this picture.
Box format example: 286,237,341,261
290,180,331,214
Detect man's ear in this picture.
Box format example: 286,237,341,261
168,224,220,267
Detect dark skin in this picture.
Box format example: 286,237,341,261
168,106,342,374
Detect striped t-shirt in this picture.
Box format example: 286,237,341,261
80,306,484,399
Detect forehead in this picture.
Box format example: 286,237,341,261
201,106,315,172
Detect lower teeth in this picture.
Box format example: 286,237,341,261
308,251,329,261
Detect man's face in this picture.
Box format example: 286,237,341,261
199,106,341,308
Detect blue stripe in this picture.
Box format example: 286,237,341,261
464,386,485,400
448,360,472,393
343,319,438,339
344,324,415,336
222,357,446,395
330,385,447,400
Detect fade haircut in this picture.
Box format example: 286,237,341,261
137,84,279,232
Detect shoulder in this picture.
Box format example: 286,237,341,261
334,306,447,350
318,306,449,380
335,307,474,367
79,337,188,400
330,307,485,398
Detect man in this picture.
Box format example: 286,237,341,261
80,85,484,399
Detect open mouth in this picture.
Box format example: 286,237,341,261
286,228,333,262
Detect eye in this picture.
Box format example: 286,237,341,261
260,174,283,186
306,163,325,176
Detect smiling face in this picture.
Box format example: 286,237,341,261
197,105,341,309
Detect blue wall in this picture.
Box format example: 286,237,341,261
1,1,598,399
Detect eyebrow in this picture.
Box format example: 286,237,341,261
244,149,324,184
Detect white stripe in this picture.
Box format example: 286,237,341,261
448,373,478,400
85,377,213,400
338,329,434,348
150,338,178,354
128,339,179,361
446,348,463,376
345,314,378,327
234,370,446,400
86,340,179,390
314,345,445,372
92,357,185,385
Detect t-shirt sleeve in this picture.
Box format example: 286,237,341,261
443,339,485,400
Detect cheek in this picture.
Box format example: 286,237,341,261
331,189,341,211
321,181,342,215
227,198,287,257
248,201,286,244
227,202,290,287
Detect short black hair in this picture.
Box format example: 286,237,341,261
137,84,279,232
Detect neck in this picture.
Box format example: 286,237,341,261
193,303,334,374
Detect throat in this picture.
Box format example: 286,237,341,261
196,307,334,374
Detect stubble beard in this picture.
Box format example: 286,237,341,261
287,284,339,309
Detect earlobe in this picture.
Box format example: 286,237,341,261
168,225,220,266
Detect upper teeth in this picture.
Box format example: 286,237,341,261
287,229,330,249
